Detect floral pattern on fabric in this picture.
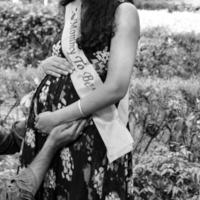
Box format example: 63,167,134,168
92,46,110,75
105,192,121,200
39,82,50,105
52,40,63,57
93,167,105,198
43,169,56,190
24,129,35,148
60,148,74,181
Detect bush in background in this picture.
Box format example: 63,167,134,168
135,27,200,79
0,2,63,68
129,77,200,199
130,77,200,161
1,3,200,79
132,146,200,200
0,66,38,129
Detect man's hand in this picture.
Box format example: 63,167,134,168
47,120,87,149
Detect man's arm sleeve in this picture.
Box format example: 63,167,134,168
0,122,25,155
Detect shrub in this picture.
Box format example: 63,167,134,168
132,146,200,200
128,77,200,199
135,27,200,79
1,4,200,79
0,66,38,127
129,77,200,161
0,2,63,68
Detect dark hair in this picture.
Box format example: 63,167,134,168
60,0,133,55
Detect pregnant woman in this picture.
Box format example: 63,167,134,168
21,0,140,199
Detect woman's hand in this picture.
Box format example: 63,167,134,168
38,56,74,78
35,111,57,133
47,120,87,149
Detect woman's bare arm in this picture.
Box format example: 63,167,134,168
36,3,140,131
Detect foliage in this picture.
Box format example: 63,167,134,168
135,27,200,79
132,146,200,200
0,67,38,128
0,67,37,101
129,77,200,199
0,2,63,68
130,77,200,159
1,3,200,78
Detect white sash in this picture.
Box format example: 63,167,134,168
61,3,134,163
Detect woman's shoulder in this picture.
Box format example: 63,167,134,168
116,1,138,19
114,1,139,30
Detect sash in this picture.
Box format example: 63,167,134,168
61,3,134,163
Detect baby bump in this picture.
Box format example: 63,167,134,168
27,74,80,129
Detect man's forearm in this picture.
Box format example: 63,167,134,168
28,138,57,194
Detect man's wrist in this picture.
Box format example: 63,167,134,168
45,135,60,152
45,137,56,148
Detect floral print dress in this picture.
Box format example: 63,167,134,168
21,1,134,200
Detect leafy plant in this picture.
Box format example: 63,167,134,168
132,146,200,200
135,28,200,79
0,2,63,68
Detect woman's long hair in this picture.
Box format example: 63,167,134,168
60,0,133,55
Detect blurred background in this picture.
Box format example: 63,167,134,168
0,0,200,199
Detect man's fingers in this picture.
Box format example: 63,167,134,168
51,123,73,135
62,121,83,135
50,120,87,142
75,120,87,133
58,122,81,141
69,120,87,136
